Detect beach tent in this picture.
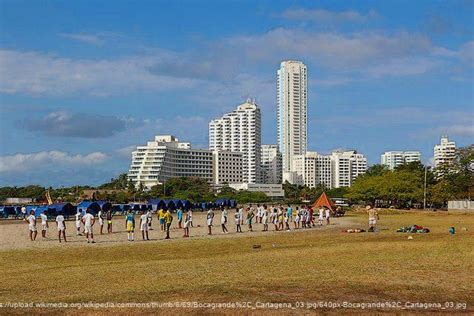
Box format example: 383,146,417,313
180,200,192,210
311,192,335,212
148,199,166,211
34,206,49,218
112,204,129,214
163,199,176,210
48,203,76,217
76,201,101,215
96,201,112,212
129,203,149,212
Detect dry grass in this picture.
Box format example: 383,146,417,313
0,211,472,314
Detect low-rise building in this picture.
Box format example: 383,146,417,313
381,151,421,170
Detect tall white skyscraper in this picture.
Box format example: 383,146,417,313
277,60,308,180
261,144,282,184
434,136,456,169
381,151,422,170
209,99,262,183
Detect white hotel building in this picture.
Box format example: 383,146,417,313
277,60,308,181
331,150,368,188
381,151,422,170
292,152,332,189
128,135,243,189
209,100,262,183
434,136,456,169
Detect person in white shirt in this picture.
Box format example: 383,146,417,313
55,211,67,243
294,207,301,229
75,210,82,236
40,211,48,238
262,205,269,232
188,210,193,227
235,209,242,233
207,209,214,235
318,208,324,226
98,210,104,235
146,210,153,230
21,206,27,219
238,207,244,226
81,209,95,243
139,212,149,241
221,208,228,233
325,207,331,225
183,210,191,238
25,210,37,241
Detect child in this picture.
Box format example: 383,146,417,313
98,209,104,235
147,210,153,230
164,209,173,239
255,204,261,224
183,210,191,238
247,207,254,232
294,207,300,229
188,209,194,227
272,207,279,231
140,212,149,240
25,210,37,241
235,209,242,233
106,210,113,233
278,207,284,231
75,210,82,236
307,207,314,227
284,212,290,231
286,205,293,224
125,210,135,241
325,207,331,225
158,208,166,231
262,205,269,232
82,209,95,243
40,210,48,238
177,208,183,229
55,211,67,243
221,208,228,233
207,209,214,235
318,208,324,226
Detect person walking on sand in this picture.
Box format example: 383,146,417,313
238,207,244,227
125,210,135,242
98,209,104,235
40,210,48,238
235,208,242,233
318,207,324,226
188,209,194,227
247,207,255,232
207,208,215,235
147,210,153,230
55,211,67,243
367,205,379,232
75,210,82,236
82,209,95,243
272,207,279,231
183,210,191,237
325,207,331,225
221,207,228,233
158,208,166,231
164,209,173,239
286,204,293,224
106,210,113,233
25,210,37,241
176,207,183,229
139,212,149,241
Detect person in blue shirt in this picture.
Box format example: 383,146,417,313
287,205,293,224
176,208,183,229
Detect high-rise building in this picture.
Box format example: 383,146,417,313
261,145,282,184
381,151,422,170
277,60,308,180
128,135,243,189
434,136,456,169
331,150,367,188
209,99,262,183
292,152,332,188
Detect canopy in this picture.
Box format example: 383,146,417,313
48,203,76,217
312,192,335,212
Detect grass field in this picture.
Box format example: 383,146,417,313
0,210,472,314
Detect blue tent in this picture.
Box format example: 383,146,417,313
112,204,129,214
96,201,112,212
77,201,101,215
34,206,49,218
48,203,76,217
129,203,149,212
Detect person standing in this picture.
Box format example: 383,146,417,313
147,210,153,230
176,208,183,229
238,207,244,227
40,210,48,238
188,209,194,227
82,209,95,243
98,209,104,235
278,207,284,231
318,208,324,226
158,208,166,231
367,205,379,232
325,207,331,225
272,207,279,231
140,212,149,241
25,210,37,241
262,205,269,232
164,209,173,239
183,210,191,238
125,210,135,241
284,212,290,231
308,207,314,227
294,207,300,229
106,210,113,234
75,210,82,236
55,211,67,243
221,208,228,233
247,207,255,232
286,204,293,224
235,208,242,233
207,209,215,235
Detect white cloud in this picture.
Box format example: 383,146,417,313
59,33,103,45
281,8,379,24
0,151,108,173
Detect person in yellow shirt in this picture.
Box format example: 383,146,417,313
164,210,173,239
158,209,166,231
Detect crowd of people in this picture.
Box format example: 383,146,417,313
24,204,380,243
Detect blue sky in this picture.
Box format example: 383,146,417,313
0,0,473,186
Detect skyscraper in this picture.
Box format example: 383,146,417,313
209,99,262,183
381,151,422,170
434,136,456,169
277,60,308,181
261,144,282,184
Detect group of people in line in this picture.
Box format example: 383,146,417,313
24,204,334,243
